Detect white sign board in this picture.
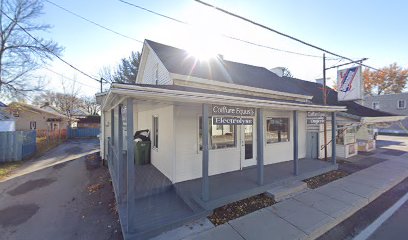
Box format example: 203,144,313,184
337,66,362,101
307,112,325,125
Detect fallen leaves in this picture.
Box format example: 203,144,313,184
303,170,349,189
88,183,103,193
208,194,275,226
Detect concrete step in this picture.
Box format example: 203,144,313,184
265,180,309,202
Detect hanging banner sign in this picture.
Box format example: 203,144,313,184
211,105,255,117
307,112,325,125
337,66,363,101
213,116,253,125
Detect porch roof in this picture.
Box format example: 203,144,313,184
102,83,347,112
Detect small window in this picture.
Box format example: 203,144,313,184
152,116,159,149
199,117,236,150
397,100,406,109
372,102,380,110
266,118,290,144
30,121,36,130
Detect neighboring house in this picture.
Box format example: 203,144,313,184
7,102,71,131
0,109,15,132
77,115,100,128
363,92,408,135
291,79,405,157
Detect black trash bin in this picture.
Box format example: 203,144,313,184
134,141,151,165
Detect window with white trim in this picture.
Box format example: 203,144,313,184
397,99,406,109
372,102,380,110
152,116,159,149
199,117,236,150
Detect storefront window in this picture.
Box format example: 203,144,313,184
199,117,236,150
266,118,289,143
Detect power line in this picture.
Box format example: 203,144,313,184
43,67,101,90
44,0,143,44
118,0,338,60
0,10,101,83
192,0,383,72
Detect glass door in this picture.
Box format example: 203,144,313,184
241,123,256,168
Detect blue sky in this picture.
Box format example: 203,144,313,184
30,0,408,98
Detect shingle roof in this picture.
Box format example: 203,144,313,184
146,40,308,96
145,39,394,118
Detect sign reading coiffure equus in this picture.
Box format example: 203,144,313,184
211,105,255,125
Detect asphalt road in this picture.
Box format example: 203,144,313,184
368,197,408,240
318,135,408,240
0,139,122,240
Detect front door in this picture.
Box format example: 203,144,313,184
241,123,256,168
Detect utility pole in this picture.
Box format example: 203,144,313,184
323,53,328,161
100,78,104,93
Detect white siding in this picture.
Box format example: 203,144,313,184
137,105,175,181
264,111,307,164
174,105,241,183
140,49,172,85
174,106,307,183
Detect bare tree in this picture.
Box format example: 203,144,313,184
0,0,63,98
80,96,100,115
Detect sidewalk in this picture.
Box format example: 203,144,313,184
183,152,408,240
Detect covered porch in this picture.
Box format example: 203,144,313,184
99,84,345,239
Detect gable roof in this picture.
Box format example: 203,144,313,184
0,101,7,107
9,102,70,119
146,39,308,96
145,39,395,119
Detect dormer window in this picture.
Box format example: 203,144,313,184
397,99,406,109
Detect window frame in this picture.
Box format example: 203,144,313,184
397,99,406,109
152,115,159,149
372,102,380,110
265,117,290,144
198,116,237,151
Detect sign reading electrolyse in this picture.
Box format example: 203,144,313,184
337,66,362,101
211,105,255,125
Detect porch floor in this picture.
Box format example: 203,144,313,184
121,159,337,239
175,158,338,210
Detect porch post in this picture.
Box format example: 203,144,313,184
293,110,299,175
331,112,337,165
202,104,210,201
126,98,136,233
256,108,264,185
118,104,125,204
111,109,115,145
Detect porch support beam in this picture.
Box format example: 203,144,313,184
126,98,136,233
331,112,337,165
202,104,210,202
293,110,299,175
111,109,115,145
256,108,264,185
117,104,125,204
